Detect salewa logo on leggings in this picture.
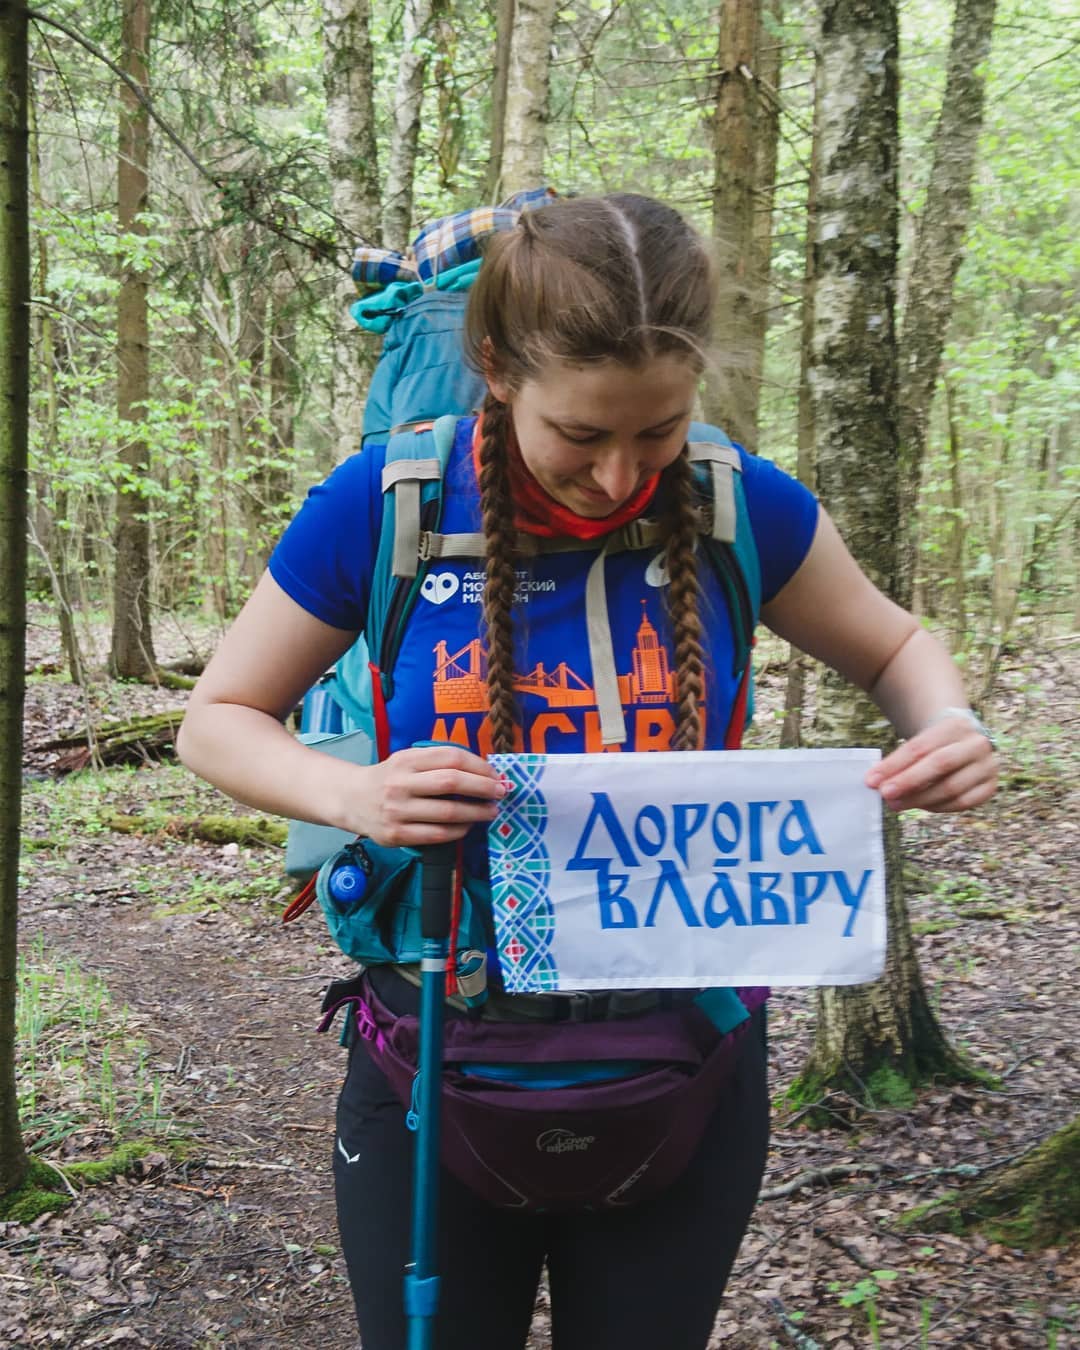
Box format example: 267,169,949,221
337,1136,361,1165
536,1128,595,1154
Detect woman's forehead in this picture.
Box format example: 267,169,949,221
523,355,699,411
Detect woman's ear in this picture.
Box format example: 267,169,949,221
480,337,511,404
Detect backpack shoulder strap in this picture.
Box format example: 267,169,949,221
367,416,459,681
684,421,761,622
379,414,459,581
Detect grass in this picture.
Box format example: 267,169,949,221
16,934,175,1155
21,762,232,849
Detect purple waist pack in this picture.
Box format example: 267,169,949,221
321,973,766,1212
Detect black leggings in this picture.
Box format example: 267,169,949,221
333,995,769,1350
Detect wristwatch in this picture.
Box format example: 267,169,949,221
923,706,995,747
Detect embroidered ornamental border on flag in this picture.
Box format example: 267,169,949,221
487,749,887,993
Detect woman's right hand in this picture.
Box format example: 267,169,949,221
348,745,507,848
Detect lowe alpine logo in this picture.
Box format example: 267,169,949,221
536,1128,596,1155
421,572,460,605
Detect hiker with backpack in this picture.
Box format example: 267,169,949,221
177,192,996,1350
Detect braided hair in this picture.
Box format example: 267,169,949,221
464,195,718,754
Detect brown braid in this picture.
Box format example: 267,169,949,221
477,393,520,753
661,449,706,751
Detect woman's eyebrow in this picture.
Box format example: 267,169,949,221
546,409,691,434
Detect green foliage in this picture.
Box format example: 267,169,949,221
15,934,173,1151
23,0,1079,651
907,0,1080,659
829,1270,898,1347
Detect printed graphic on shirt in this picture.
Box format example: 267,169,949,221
442,569,558,607
426,600,705,755
420,572,459,605
644,551,669,588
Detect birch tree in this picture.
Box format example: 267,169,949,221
382,0,445,244
780,37,820,750
109,0,157,678
796,0,977,1104
0,0,30,1201
322,0,381,463
499,0,557,194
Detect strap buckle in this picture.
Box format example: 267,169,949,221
618,518,653,551
551,991,607,1022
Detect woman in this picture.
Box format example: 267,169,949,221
178,193,996,1349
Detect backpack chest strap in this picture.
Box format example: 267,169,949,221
388,440,741,576
416,518,671,565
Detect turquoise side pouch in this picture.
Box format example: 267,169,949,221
315,840,490,967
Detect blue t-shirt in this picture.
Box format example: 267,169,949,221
269,418,818,756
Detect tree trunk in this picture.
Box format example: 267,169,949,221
500,0,557,194
0,0,30,1200
909,1114,1080,1248
28,83,83,685
486,0,516,200
943,377,968,651
382,0,443,245
747,0,783,438
705,0,764,450
322,0,381,463
434,8,464,194
780,35,820,751
795,0,977,1108
110,0,157,679
896,0,997,610
245,258,296,573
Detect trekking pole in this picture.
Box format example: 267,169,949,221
405,840,456,1350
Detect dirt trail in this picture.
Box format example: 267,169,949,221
6,616,1080,1348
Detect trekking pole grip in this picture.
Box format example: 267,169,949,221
420,841,456,941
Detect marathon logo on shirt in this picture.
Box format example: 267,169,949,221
455,569,557,606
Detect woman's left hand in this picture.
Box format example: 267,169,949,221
864,715,998,813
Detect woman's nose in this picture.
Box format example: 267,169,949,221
589,451,640,502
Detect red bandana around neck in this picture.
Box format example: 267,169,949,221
470,415,660,541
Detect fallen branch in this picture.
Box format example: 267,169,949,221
36,711,182,771
759,1162,886,1200
104,812,286,849
768,1298,822,1349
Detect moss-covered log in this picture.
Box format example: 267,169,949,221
104,812,286,849
153,669,196,691
36,710,182,771
902,1115,1080,1248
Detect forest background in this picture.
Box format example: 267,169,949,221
0,0,1078,1346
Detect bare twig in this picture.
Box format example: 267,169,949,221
768,1298,823,1349
759,1162,886,1201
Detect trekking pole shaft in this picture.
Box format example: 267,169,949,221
405,841,456,1350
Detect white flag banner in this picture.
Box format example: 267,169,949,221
487,749,886,993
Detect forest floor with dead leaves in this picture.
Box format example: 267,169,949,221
4,605,1079,1350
